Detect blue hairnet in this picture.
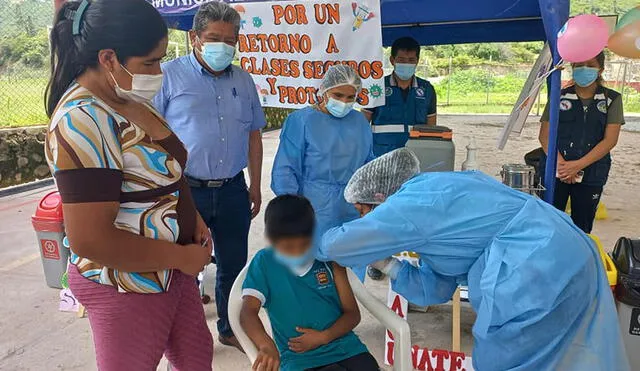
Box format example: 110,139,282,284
318,65,362,97
344,148,420,204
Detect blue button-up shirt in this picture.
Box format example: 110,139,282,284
153,54,266,180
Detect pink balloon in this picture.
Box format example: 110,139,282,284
557,15,609,63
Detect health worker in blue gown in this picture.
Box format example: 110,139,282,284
271,64,375,247
319,148,629,371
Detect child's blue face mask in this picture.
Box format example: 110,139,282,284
274,249,315,275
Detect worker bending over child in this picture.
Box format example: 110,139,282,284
320,149,628,371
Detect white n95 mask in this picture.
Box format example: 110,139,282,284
110,65,163,103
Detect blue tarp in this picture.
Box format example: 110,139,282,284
150,0,569,201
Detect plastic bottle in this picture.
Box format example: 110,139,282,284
461,137,479,171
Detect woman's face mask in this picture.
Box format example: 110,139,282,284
110,64,163,103
572,66,600,88
274,249,315,276
325,97,354,118
198,37,235,72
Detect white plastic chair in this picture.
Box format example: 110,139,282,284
228,262,412,371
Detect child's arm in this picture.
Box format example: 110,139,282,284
240,296,280,371
289,263,361,353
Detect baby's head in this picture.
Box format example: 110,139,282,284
265,195,315,267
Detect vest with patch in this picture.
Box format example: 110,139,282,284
557,85,619,186
371,75,433,155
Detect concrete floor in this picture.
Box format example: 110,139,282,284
0,125,480,370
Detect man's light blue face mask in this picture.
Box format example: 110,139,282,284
197,37,235,72
394,63,417,81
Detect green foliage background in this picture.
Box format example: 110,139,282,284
0,0,638,127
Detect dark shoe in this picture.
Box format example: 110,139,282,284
367,266,385,281
218,335,245,354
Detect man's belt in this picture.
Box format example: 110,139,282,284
186,173,241,188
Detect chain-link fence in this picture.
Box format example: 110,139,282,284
0,0,53,128
1,2,638,129
410,58,640,116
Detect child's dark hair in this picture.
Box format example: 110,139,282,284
265,195,315,241
391,37,420,59
45,0,168,117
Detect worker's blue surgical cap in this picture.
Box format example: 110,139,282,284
344,148,420,204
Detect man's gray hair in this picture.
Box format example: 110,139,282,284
193,1,241,35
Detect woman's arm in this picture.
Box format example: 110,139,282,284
391,260,459,306
288,263,360,353
557,124,622,180
319,200,425,267
539,121,565,161
240,296,280,371
538,121,550,154
271,115,305,195
64,202,210,275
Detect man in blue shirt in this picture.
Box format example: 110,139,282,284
153,2,266,350
363,37,437,156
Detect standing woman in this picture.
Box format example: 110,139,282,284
45,0,213,369
271,65,374,248
539,51,624,233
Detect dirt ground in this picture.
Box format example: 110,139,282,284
0,114,637,370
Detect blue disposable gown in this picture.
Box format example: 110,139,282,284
320,171,628,371
272,107,375,244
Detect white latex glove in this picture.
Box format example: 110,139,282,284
371,257,402,280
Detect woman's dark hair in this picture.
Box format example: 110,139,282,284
45,0,168,117
265,195,316,241
594,51,606,86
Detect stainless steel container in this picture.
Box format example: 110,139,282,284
500,164,536,194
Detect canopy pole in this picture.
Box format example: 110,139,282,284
539,0,569,204
543,56,560,203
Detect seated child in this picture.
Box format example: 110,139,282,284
240,195,380,371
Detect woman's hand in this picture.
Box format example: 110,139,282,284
253,343,280,371
178,243,212,276
288,327,329,353
194,213,212,252
558,160,584,183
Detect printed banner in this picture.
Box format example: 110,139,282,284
234,0,385,108
385,252,474,371
151,0,268,15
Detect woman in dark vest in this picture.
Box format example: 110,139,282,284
539,52,624,234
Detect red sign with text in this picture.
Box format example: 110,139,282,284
41,239,60,260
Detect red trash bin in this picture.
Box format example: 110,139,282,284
31,191,69,289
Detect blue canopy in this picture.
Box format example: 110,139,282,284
151,0,569,202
